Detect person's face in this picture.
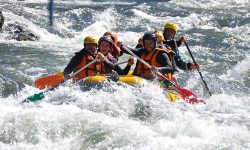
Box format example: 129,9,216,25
85,43,97,54
164,28,175,40
144,39,155,52
99,41,111,54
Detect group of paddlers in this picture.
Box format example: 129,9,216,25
62,22,199,88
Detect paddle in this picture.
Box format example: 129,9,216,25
122,45,206,104
184,42,212,96
35,60,128,90
48,0,54,26
114,60,128,66
35,72,64,90
22,59,98,103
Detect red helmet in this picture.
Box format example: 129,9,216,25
104,31,118,44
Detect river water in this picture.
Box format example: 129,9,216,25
0,0,250,149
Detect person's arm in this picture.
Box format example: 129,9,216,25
177,36,187,47
104,57,115,69
176,39,182,47
171,58,179,74
156,51,173,74
114,65,130,75
63,50,84,75
112,44,121,59
114,57,134,75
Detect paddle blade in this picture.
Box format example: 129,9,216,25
175,87,206,104
35,72,64,90
22,91,45,103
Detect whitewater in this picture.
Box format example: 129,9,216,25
0,0,250,149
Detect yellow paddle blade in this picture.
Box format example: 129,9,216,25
165,88,181,102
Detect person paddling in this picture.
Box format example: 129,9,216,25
103,31,121,60
97,35,134,75
63,35,101,81
163,22,199,71
118,33,173,82
64,35,134,82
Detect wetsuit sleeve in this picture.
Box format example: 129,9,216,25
172,58,179,74
135,43,143,49
156,51,173,74
104,57,115,71
174,48,192,70
63,50,84,75
176,39,182,47
114,65,131,75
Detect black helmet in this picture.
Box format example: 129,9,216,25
142,33,157,44
98,35,113,49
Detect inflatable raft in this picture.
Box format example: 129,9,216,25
79,74,180,102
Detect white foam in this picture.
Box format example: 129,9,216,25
170,0,250,8
220,54,250,81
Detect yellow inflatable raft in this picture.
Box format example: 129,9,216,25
80,74,180,102
81,75,143,85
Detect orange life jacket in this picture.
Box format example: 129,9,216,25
95,61,106,75
134,48,172,80
74,54,96,80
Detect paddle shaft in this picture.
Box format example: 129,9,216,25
122,46,179,87
114,60,128,66
69,59,98,79
48,0,54,26
184,42,212,96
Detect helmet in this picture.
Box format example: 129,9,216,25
104,31,118,44
98,35,113,48
142,32,157,44
84,35,98,46
163,22,178,33
153,31,164,42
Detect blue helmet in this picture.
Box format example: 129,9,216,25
142,33,157,45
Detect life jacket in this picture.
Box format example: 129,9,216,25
95,61,106,75
100,52,115,74
156,44,176,63
74,53,97,80
134,48,172,79
165,49,175,63
95,49,116,75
